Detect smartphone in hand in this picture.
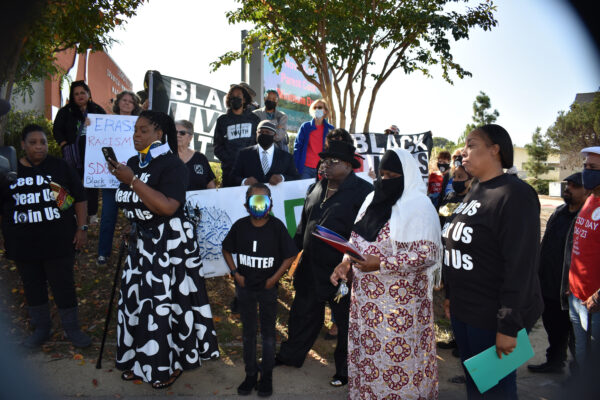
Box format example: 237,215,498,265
101,147,118,167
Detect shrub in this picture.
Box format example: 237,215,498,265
3,110,61,158
524,177,550,195
210,161,222,187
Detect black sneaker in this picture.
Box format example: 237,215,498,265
237,374,257,396
330,375,348,387
257,372,273,397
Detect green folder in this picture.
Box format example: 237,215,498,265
463,329,534,394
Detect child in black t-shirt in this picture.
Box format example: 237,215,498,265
222,183,297,397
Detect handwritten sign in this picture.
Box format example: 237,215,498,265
83,114,138,188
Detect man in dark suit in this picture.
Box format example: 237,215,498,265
230,120,299,186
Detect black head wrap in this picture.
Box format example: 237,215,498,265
353,150,405,242
138,110,178,153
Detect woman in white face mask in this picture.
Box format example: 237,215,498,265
293,99,335,179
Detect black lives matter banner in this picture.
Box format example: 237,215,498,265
351,132,433,184
146,71,226,161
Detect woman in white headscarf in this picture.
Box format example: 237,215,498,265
331,148,442,399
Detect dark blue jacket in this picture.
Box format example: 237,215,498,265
293,118,334,174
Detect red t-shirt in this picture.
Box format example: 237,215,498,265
427,172,443,195
569,194,600,301
304,124,324,168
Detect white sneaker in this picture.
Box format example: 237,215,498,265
89,215,99,225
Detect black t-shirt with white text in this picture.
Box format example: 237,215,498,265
222,216,297,290
0,156,85,261
116,153,188,226
443,174,543,336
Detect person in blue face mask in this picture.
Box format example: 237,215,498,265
221,183,298,397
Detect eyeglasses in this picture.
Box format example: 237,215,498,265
314,106,324,110
177,130,192,136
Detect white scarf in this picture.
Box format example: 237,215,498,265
355,148,443,287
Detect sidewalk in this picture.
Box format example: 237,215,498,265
13,319,567,400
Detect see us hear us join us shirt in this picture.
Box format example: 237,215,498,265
442,173,543,337
0,156,85,261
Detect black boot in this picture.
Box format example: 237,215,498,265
58,307,91,348
257,371,273,397
237,374,257,396
24,304,51,348
527,361,564,373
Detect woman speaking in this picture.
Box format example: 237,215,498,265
109,110,219,389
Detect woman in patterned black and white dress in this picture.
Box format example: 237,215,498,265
109,110,219,389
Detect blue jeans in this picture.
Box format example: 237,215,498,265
97,189,118,258
568,293,600,366
300,167,317,179
451,317,518,399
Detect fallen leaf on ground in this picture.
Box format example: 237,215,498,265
73,354,84,360
92,379,98,387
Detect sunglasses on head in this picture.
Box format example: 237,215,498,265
177,130,192,136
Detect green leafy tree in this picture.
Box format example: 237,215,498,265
524,127,551,178
433,137,456,150
0,0,145,144
212,0,497,133
546,92,600,167
457,91,500,144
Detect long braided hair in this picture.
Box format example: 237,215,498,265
138,110,178,153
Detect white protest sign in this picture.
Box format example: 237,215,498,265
186,173,371,278
84,114,138,188
185,179,311,278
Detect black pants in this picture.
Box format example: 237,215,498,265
86,188,99,216
541,296,575,365
16,255,77,308
278,287,350,378
76,167,99,216
238,285,278,376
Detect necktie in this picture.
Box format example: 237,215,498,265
261,150,269,175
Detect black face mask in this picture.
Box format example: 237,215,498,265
230,97,243,110
374,176,404,203
264,100,277,110
257,134,274,149
452,179,467,194
438,162,450,173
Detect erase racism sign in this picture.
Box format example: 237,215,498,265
351,132,433,184
146,71,227,162
83,114,137,188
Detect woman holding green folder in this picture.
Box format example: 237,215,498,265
443,124,543,399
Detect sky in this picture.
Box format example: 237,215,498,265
108,0,600,147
